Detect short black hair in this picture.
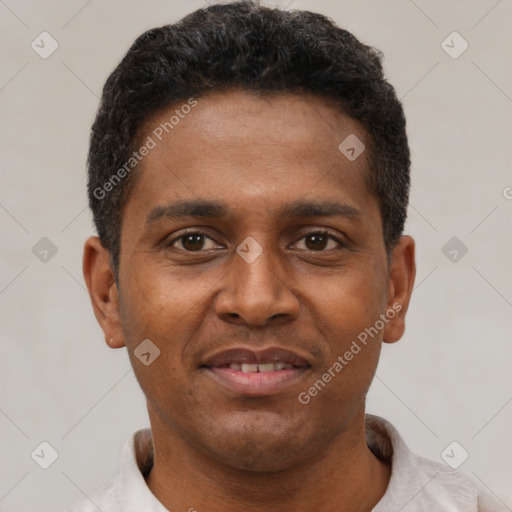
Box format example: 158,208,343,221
88,0,410,277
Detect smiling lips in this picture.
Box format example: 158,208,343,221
203,347,310,396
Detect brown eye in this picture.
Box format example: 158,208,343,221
305,233,329,250
294,232,344,251
181,234,205,251
169,232,220,252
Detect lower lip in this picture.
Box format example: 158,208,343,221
205,367,309,396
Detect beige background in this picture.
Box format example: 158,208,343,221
1,1,511,510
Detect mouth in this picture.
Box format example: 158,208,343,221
202,347,311,397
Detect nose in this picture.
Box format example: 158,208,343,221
214,242,300,327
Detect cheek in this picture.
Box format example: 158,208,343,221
119,258,212,343
301,259,387,333
118,260,219,402
118,269,200,415
300,328,382,416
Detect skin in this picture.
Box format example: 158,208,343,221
83,90,415,512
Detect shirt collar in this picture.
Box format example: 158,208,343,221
366,414,479,512
119,428,167,512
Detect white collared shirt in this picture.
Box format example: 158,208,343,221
65,415,506,511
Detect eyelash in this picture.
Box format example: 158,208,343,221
167,229,346,252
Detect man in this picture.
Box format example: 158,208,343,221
72,1,503,510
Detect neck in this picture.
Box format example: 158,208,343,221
145,411,390,512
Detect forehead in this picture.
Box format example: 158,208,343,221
125,90,376,224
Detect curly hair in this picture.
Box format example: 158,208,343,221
88,0,410,277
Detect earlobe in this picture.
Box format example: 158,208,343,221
83,236,126,348
383,235,416,344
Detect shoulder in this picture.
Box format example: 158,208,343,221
366,415,508,511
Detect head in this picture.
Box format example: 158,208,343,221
84,1,415,472
88,1,410,277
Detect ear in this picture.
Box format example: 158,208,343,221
83,236,125,348
383,235,416,344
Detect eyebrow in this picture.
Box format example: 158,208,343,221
146,198,362,226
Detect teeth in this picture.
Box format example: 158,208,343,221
241,363,259,373
231,362,294,372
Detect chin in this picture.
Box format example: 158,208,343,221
198,415,317,472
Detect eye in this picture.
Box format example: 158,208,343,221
294,231,344,251
169,231,221,252
166,230,344,253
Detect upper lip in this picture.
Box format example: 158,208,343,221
203,347,310,368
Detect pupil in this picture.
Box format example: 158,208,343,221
183,234,204,251
306,234,327,250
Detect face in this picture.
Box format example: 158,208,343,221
84,90,415,472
